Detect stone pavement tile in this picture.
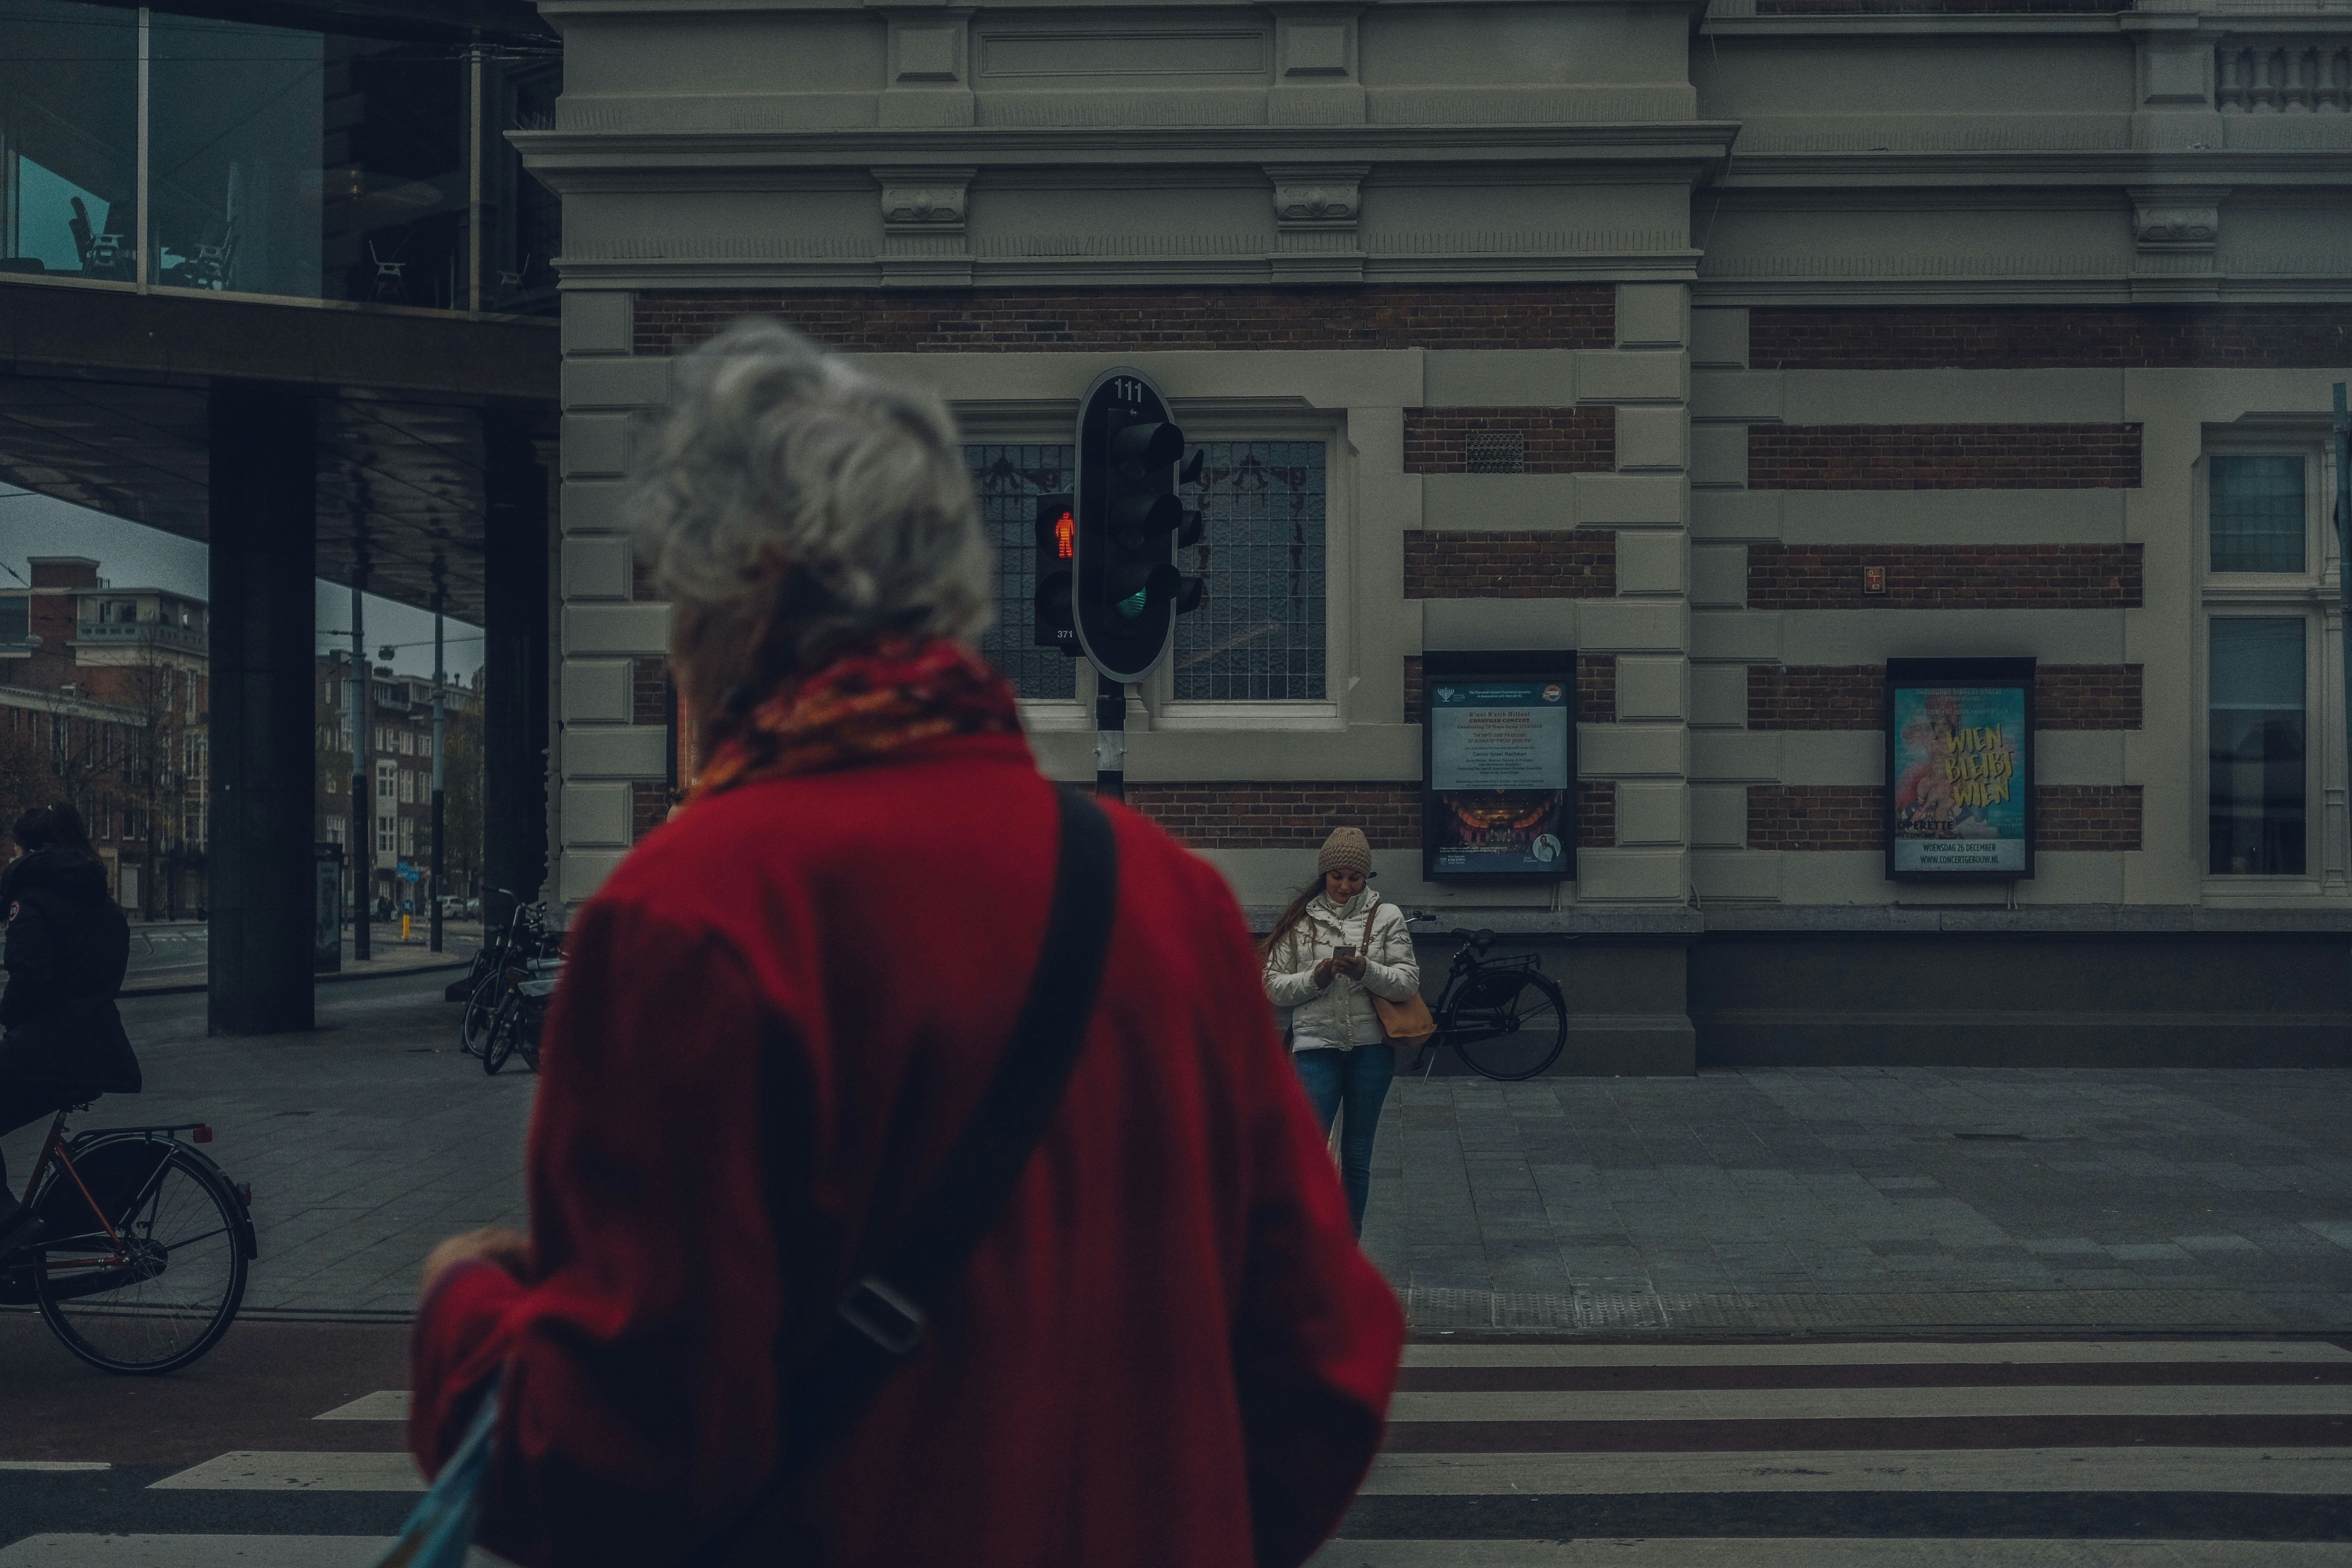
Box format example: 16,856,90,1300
2172,1232,2262,1252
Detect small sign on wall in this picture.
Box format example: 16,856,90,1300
1885,657,2035,882
1422,650,1577,881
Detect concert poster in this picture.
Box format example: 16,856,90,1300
1885,658,2036,882
1423,657,1576,880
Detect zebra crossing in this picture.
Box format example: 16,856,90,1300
1310,1336,2352,1565
7,1338,2348,1565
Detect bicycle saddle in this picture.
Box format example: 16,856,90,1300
1449,928,1497,949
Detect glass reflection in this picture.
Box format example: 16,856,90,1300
148,15,466,306
2209,617,2306,877
0,1,138,281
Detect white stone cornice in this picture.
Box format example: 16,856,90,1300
512,122,1742,187
1719,148,2352,189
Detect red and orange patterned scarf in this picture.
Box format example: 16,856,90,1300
686,636,1022,803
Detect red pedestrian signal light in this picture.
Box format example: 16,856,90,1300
1032,494,1079,656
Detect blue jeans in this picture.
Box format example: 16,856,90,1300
1292,1045,1394,1237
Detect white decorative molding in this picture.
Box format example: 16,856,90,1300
1265,162,1366,281
874,166,976,286
1267,163,1365,229
882,10,975,129
1269,5,1365,125
874,167,975,233
2130,185,2228,252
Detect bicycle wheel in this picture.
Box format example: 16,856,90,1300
34,1146,248,1375
483,1000,519,1075
458,968,498,1054
1443,968,1568,1081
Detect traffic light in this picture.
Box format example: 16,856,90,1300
1073,367,1207,684
1031,493,1078,657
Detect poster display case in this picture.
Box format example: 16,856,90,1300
1885,657,2036,882
1421,650,1577,881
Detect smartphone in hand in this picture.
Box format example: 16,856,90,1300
1334,945,1357,958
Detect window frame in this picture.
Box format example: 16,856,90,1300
1151,414,1347,731
2195,436,2334,897
955,402,1349,732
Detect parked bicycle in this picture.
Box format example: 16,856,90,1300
459,893,558,1056
483,955,561,1076
1400,914,1569,1081
0,1107,256,1374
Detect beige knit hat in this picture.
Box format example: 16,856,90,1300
1317,826,1373,878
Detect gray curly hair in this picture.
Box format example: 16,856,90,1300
630,319,992,719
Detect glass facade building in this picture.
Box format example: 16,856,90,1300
1,0,557,312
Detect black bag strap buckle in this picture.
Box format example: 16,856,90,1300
836,1275,926,1359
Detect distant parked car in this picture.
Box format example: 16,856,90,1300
465,897,481,915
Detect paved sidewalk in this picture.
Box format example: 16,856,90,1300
3,973,533,1317
120,923,481,996
36,980,2352,1327
1360,1069,2352,1332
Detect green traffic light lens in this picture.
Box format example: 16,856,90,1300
1116,588,1149,618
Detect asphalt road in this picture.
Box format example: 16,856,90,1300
0,1315,419,1547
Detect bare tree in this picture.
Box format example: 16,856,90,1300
113,634,194,919
0,712,60,835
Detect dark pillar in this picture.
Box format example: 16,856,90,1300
482,412,550,935
208,382,317,1036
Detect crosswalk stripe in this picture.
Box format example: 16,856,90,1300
0,1462,109,1472
147,1451,422,1492
1387,1384,2352,1422
1357,1446,2352,1495
1307,1541,2352,1566
1401,1340,2352,1368
314,1390,412,1421
0,1536,403,1568
0,1538,506,1568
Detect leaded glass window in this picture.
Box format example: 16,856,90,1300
2210,456,2305,573
1173,441,1327,702
966,443,1078,701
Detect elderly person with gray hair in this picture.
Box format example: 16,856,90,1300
407,320,1402,1568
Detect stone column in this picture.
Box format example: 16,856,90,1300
207,382,317,1036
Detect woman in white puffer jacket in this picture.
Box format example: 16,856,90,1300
1261,827,1420,1236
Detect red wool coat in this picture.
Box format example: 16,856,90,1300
409,732,1405,1567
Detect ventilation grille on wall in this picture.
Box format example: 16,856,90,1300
1465,432,1526,474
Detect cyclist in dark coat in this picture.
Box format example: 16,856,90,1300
0,803,139,1259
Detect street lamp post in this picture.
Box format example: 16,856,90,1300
430,586,445,954
2337,384,2350,880
349,575,369,964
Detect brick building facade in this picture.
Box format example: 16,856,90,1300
0,556,210,917
526,0,2352,1068
313,652,479,916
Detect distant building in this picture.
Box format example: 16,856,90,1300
314,651,475,915
0,556,208,916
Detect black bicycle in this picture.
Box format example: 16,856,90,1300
0,1108,256,1374
483,955,560,1076
1403,916,1569,1081
459,893,555,1056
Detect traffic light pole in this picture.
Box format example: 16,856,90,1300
1095,683,1127,802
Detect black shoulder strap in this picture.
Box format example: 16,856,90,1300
768,787,1120,1501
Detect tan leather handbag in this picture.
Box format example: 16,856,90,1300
1360,896,1437,1044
